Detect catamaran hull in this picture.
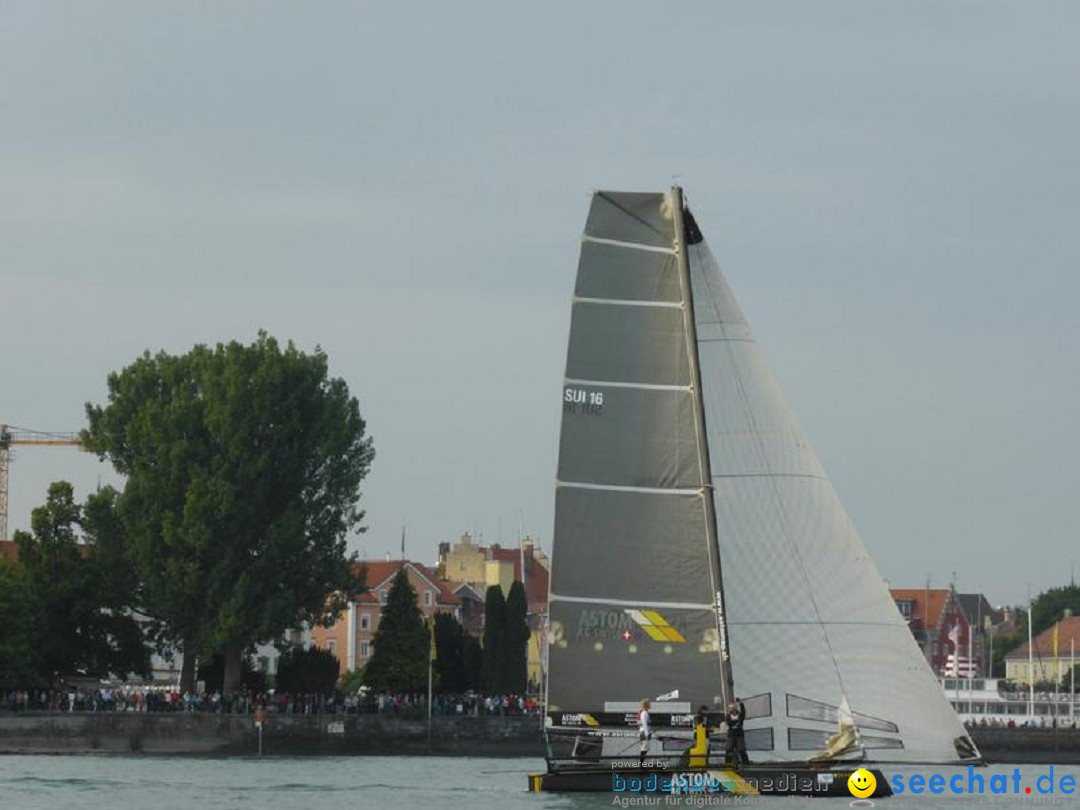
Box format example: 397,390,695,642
527,765,893,798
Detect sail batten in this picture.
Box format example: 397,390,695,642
557,481,703,495
574,296,683,309
564,379,692,392
581,235,678,255
550,595,714,611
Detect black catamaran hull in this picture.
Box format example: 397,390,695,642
527,765,893,798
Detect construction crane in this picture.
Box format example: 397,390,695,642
0,423,84,543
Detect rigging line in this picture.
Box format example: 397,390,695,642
691,240,854,719
594,191,670,242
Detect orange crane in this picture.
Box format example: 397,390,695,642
0,423,84,543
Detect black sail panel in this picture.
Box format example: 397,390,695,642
548,190,729,722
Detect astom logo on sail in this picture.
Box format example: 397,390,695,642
577,609,634,639
576,609,687,643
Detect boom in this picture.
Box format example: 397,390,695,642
0,423,83,542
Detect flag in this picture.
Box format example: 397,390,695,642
948,625,961,646
1052,622,1059,659
430,618,437,662
655,689,679,702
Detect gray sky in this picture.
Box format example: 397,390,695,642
2,2,1077,606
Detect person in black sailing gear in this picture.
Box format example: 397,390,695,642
694,704,710,732
637,698,651,766
724,698,749,766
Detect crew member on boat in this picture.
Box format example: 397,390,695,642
694,704,710,731
686,704,712,768
724,699,749,766
637,698,651,765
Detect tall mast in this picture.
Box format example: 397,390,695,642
670,185,735,707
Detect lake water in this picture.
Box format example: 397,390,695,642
1,756,1077,809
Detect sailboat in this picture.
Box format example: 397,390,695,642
528,188,980,796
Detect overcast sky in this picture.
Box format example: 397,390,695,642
2,2,1077,606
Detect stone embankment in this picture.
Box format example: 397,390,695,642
0,713,543,756
1,714,1077,763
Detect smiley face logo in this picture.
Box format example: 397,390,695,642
848,768,876,798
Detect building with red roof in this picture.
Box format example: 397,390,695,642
890,586,981,676
1006,613,1080,686
312,559,461,674
437,532,549,689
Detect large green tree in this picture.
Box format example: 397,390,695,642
433,611,468,693
482,584,505,692
364,569,428,692
462,633,483,692
502,580,530,694
275,646,341,695
83,332,374,693
13,482,149,682
0,559,37,686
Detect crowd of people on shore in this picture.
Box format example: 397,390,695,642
0,687,541,717
964,716,1079,729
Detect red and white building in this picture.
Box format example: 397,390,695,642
890,586,982,676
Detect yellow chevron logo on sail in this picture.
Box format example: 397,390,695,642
625,609,685,643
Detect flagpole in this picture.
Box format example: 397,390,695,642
1071,638,1075,727
954,631,960,711
948,622,960,709
1053,620,1060,724
972,622,980,708
1028,600,1035,719
427,618,434,746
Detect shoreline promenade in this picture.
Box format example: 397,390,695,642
1,713,1078,763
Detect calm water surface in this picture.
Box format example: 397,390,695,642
1,757,1077,809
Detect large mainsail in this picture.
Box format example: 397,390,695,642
685,213,979,764
547,190,732,725
546,187,978,766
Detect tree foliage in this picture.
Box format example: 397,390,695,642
275,646,340,695
1031,585,1080,638
482,584,505,693
989,617,1027,677
433,612,474,693
462,633,483,692
82,332,373,693
1062,663,1080,694
990,585,1080,675
502,580,530,694
0,559,38,687
363,569,428,693
12,482,149,683
196,650,268,694
337,667,365,694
